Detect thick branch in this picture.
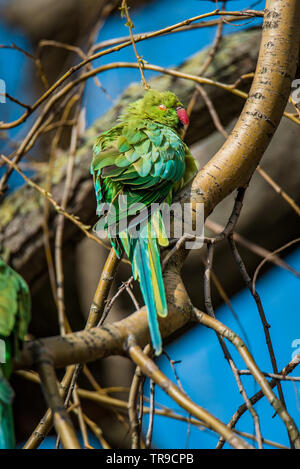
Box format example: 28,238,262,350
37,357,81,449
16,256,191,369
181,0,300,218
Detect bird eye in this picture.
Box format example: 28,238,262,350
158,104,167,111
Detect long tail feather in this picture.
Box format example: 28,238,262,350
0,376,15,449
128,224,167,355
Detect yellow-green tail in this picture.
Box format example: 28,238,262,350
120,222,168,355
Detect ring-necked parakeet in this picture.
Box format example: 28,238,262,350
91,89,198,355
0,258,31,448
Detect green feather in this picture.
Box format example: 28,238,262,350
0,258,31,448
91,89,198,355
133,157,152,177
115,154,131,168
117,135,131,153
144,129,163,147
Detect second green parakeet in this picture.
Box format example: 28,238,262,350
0,258,31,449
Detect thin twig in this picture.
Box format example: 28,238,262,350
128,353,145,449
229,236,290,423
42,94,80,307
0,153,109,249
90,11,263,55
253,237,300,293
128,340,253,449
0,9,264,131
121,0,149,90
193,309,300,449
238,369,300,382
205,219,300,277
55,120,80,335
182,12,224,139
217,353,300,449
229,236,292,430
72,386,90,449
16,368,292,450
145,380,155,448
204,242,263,449
257,165,300,217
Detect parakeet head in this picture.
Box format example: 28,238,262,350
122,89,189,131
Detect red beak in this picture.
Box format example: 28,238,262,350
176,106,189,126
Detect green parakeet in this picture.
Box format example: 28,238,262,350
91,89,198,355
0,258,31,449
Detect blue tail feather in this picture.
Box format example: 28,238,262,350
123,221,168,355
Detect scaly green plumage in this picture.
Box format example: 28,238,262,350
0,258,31,448
91,89,198,354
